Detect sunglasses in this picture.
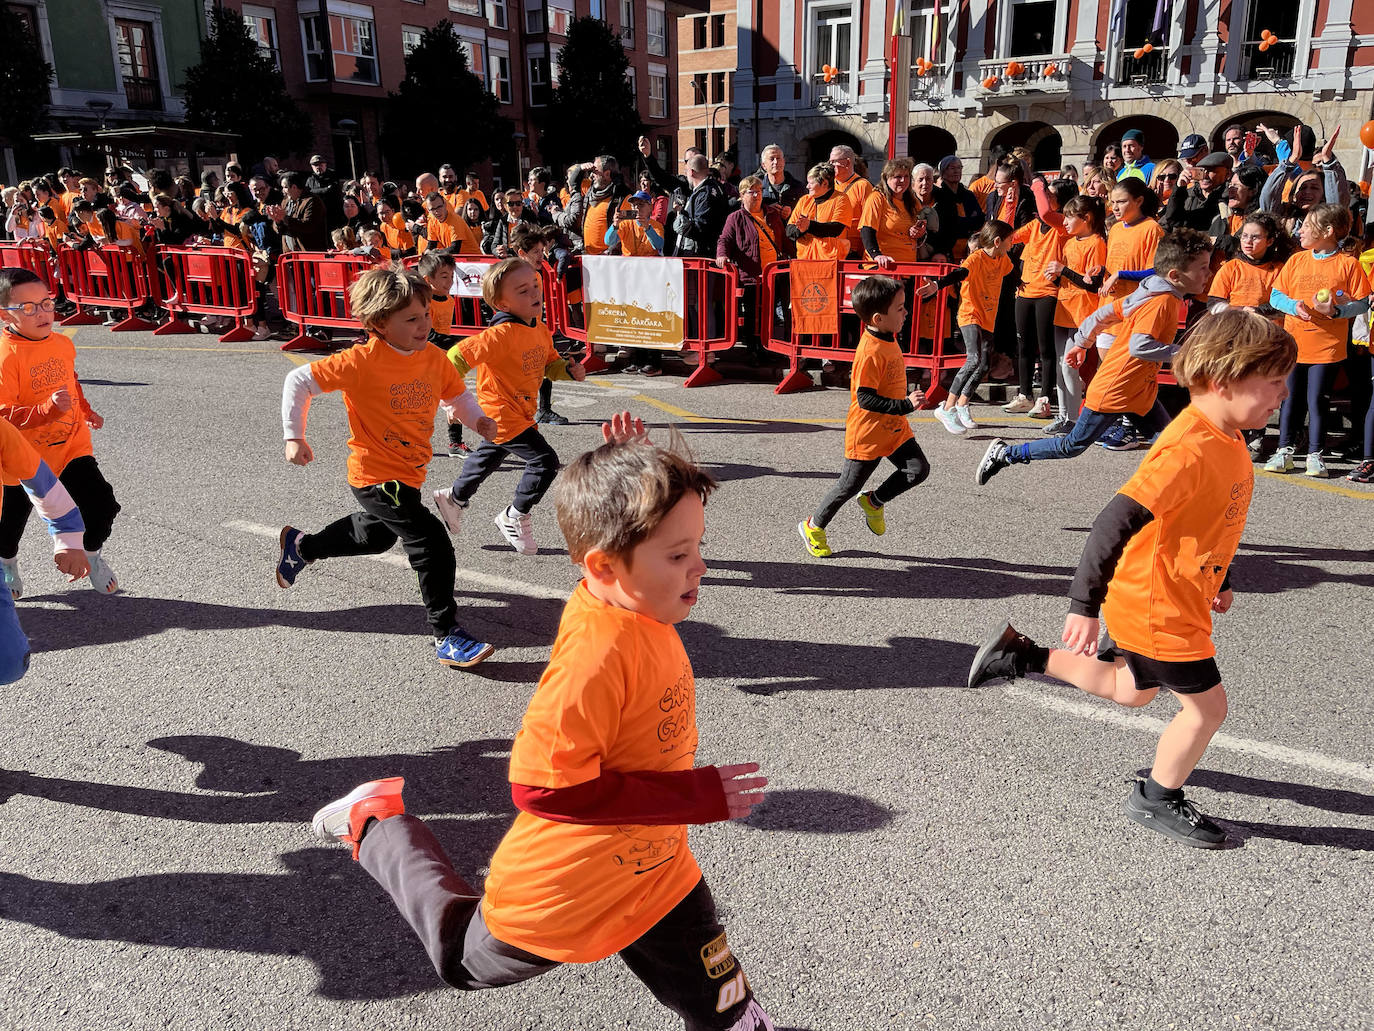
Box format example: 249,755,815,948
1157,173,1180,181
2,299,56,316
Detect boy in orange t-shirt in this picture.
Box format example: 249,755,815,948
417,250,471,460
0,269,120,595
311,418,775,1028
970,309,1297,849
432,260,586,556
277,266,499,668
799,276,933,557
977,229,1214,483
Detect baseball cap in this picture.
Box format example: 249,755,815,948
1121,129,1144,143
1196,152,1234,170
309,154,325,163
630,190,653,203
1178,134,1207,159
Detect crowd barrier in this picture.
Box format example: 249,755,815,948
55,244,157,332
150,245,259,342
0,241,56,294
275,252,383,351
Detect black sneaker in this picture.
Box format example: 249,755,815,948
448,440,471,458
1122,779,1227,849
535,408,571,426
1347,459,1374,484
975,439,1010,486
967,621,1036,689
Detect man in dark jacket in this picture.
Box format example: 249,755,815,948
305,154,345,230
755,144,804,215
268,172,330,251
1163,152,1233,233
670,154,729,258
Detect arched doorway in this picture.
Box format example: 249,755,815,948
1211,110,1301,164
907,124,958,166
1092,115,1179,165
805,129,867,170
988,121,1062,174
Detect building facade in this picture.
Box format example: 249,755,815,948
729,0,1374,177
676,0,736,162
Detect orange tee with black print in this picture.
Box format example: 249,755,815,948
584,197,634,256
1272,249,1372,364
1083,291,1183,416
612,216,664,256
1209,257,1282,321
381,219,415,252
0,328,95,475
482,581,702,962
832,173,872,256
1055,234,1108,329
789,191,854,262
860,192,920,263
1012,220,1068,299
845,329,913,461
454,319,561,444
308,336,466,489
429,294,455,335
1103,405,1253,662
1104,219,1165,299
419,211,478,255
957,249,1013,331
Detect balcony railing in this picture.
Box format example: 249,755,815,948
812,70,853,111
122,75,162,111
1116,45,1169,86
975,55,1071,98
910,63,948,100
1239,39,1296,81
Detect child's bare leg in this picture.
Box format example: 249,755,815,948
1045,650,1156,707
1149,684,1227,790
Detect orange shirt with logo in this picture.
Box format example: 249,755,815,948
789,191,854,262
0,417,41,491
1272,249,1372,364
0,329,95,474
1083,292,1183,416
482,581,702,962
1012,220,1068,299
845,329,913,461
584,197,634,256
454,319,561,443
419,211,478,255
1055,234,1108,329
429,295,455,335
611,216,664,257
1105,219,1165,299
860,192,920,263
1209,257,1282,321
833,173,872,256
308,337,466,488
957,249,1013,331
1103,405,1253,662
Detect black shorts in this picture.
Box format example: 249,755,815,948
1096,629,1221,695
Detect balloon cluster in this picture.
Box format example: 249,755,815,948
1131,41,1156,60
981,75,1000,89
1005,60,1026,77
1258,29,1276,52
822,64,840,83
1044,62,1059,76
915,57,936,77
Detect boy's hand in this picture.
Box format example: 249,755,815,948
1099,272,1118,296
1061,613,1100,656
567,360,587,382
907,387,925,407
917,278,938,298
1293,301,1314,322
718,762,768,819
86,411,104,430
601,410,650,445
874,254,896,271
49,388,72,412
54,548,90,583
1211,588,1233,614
1065,345,1087,369
475,415,498,441
285,438,313,466
638,135,651,158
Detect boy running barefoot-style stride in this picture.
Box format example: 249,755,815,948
799,275,933,557
968,309,1297,849
277,265,500,668
312,413,777,1030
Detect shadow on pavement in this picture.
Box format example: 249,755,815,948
1181,768,1374,852
1228,541,1374,593
742,788,897,833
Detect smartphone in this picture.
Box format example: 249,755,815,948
1245,131,1259,152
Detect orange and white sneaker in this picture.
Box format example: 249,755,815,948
311,777,405,860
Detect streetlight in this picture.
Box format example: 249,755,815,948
513,131,527,189
336,118,359,180
709,104,729,161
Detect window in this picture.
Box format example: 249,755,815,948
691,72,707,105
648,65,667,118
528,54,551,105
694,128,707,154
489,48,511,101
330,11,379,83
588,0,604,19
449,0,483,15
907,0,954,71
548,0,573,36
488,0,506,29
115,18,161,109
693,17,706,49
241,4,280,67
1007,0,1056,56
812,7,852,77
1238,2,1299,80
1115,0,1168,83
619,0,634,46
711,13,725,48
710,70,725,104
647,1,666,56
711,127,725,159
626,65,636,102
525,0,544,33
301,13,329,81
401,25,424,56
453,26,486,82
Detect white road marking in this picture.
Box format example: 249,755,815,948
223,519,572,601
1004,683,1374,786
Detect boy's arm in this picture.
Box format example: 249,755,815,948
855,387,915,415
446,342,474,377
281,364,324,439
512,768,729,826
1067,299,1124,350
1067,493,1157,617
442,389,490,433
19,459,86,555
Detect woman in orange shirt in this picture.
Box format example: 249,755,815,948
1043,195,1108,434
859,158,924,269
1006,178,1076,419
786,163,854,262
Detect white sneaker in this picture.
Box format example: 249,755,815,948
955,404,978,429
432,488,467,534
933,405,966,435
1028,396,1053,419
1,556,21,600
1002,394,1033,414
1305,452,1329,478
495,506,537,555
88,549,118,594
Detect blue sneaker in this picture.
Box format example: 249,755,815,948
275,526,310,588
1101,427,1146,451
1095,421,1129,449
435,626,494,668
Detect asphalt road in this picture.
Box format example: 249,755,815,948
1,330,1371,1031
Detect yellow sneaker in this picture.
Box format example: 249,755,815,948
856,492,886,535
798,519,832,557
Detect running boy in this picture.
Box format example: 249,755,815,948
0,268,120,595
967,309,1297,848
976,228,1214,484
799,275,931,557
510,223,572,427
417,251,469,458
277,266,499,668
311,416,776,1030
432,258,585,556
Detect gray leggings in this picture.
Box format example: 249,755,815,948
950,324,991,400
811,437,931,528
1053,325,1084,420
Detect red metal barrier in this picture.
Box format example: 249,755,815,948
552,256,740,387
149,245,259,342
275,252,380,351
55,244,157,331
760,260,960,397
0,241,56,291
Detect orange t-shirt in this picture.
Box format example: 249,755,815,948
1103,405,1253,662
454,319,560,444
0,416,41,491
429,295,455,335
1209,257,1282,321
957,248,1013,331
0,328,95,475
789,191,854,262
845,329,913,461
859,192,920,263
1272,249,1372,364
482,581,702,962
1083,291,1183,416
833,173,872,256
583,197,633,256
1105,219,1165,299
1055,234,1108,329
745,211,778,269
381,219,415,252
308,337,466,489
969,174,996,208
1013,219,1068,299
611,216,664,256
419,211,478,255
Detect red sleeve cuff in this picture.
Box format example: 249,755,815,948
512,767,728,826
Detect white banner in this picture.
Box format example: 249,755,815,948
582,255,685,350
449,261,491,298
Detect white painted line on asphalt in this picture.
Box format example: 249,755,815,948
1005,683,1374,786
223,519,572,601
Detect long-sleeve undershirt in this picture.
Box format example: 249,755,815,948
511,767,728,826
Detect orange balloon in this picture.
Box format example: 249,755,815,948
1143,43,1154,53
917,66,927,76
1360,121,1374,149
1133,47,1145,59
1261,28,1272,39
1044,63,1057,76
1259,40,1270,51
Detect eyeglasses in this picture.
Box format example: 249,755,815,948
1157,173,1180,181
2,299,56,316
